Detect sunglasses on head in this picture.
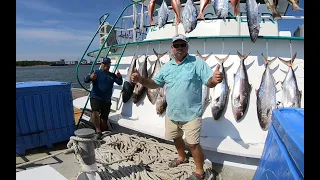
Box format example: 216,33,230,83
172,43,187,48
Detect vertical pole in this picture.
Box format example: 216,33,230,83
237,15,241,36
74,128,100,180
133,1,137,42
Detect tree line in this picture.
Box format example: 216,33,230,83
16,61,51,67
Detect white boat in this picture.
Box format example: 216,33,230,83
73,0,304,178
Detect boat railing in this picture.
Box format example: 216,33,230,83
98,0,304,47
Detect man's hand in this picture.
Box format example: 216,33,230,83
212,64,223,84
116,70,122,78
90,70,97,80
131,68,141,83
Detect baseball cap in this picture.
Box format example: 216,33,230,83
102,57,111,64
172,34,188,43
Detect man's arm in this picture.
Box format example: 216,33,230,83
84,74,92,83
114,74,123,85
140,77,160,89
195,56,222,88
206,76,218,88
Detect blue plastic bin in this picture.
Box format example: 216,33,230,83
16,81,75,155
253,108,304,180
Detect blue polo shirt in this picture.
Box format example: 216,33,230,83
152,54,213,122
84,69,123,103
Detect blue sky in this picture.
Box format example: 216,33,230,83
16,0,304,61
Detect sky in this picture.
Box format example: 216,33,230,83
16,0,304,62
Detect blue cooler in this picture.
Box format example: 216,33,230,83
16,81,76,155
253,108,304,180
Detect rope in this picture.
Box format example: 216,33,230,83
92,133,215,180
16,131,217,179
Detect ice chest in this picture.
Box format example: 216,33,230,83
16,81,75,155
253,108,304,180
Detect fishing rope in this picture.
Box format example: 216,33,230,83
15,132,217,179
85,133,215,180
135,44,140,56
159,41,161,53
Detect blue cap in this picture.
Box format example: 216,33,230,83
102,57,111,64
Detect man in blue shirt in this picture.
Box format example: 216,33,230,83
84,57,123,140
131,34,223,179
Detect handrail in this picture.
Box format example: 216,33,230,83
76,43,129,129
84,0,143,85
75,13,110,92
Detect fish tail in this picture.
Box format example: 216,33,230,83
153,48,168,59
214,53,230,64
261,53,277,65
196,50,212,61
278,52,297,67
237,51,251,61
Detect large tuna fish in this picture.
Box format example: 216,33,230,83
211,54,231,120
121,55,139,103
158,0,170,28
256,54,277,130
246,0,260,43
182,0,198,33
155,61,167,115
171,0,182,24
132,55,148,104
196,50,213,116
231,51,252,121
278,53,301,108
264,0,281,20
213,0,229,19
147,49,167,104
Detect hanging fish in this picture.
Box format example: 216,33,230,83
231,51,252,121
158,0,170,28
278,53,302,108
246,0,261,43
211,54,231,120
171,0,182,24
196,50,213,116
212,0,229,19
256,54,277,130
182,0,198,33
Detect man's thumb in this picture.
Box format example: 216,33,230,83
215,64,220,71
133,67,138,73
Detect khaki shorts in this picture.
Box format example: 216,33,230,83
165,116,202,145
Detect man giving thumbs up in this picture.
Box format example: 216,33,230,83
131,34,223,180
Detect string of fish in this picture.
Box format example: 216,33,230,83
82,133,215,180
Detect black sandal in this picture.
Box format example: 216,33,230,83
186,172,205,180
168,158,189,168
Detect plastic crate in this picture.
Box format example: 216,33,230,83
253,108,304,180
16,81,75,155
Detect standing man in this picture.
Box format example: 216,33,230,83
131,34,223,180
84,57,123,140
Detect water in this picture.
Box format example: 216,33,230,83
16,65,101,89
